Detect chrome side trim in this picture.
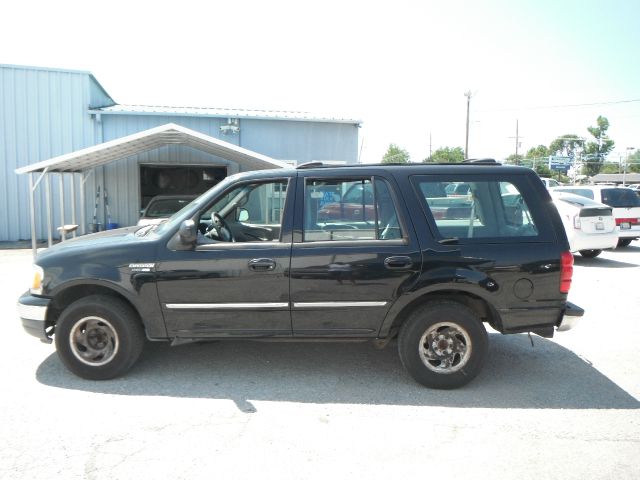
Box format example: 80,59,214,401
17,303,48,321
293,301,387,308
165,302,289,310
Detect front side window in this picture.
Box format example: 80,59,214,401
414,178,538,239
303,178,403,242
199,180,288,243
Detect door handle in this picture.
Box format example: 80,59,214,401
384,256,413,270
248,258,276,271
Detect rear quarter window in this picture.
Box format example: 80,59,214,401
411,174,554,243
601,189,640,208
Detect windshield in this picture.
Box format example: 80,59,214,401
601,188,640,208
153,175,239,235
144,198,194,218
552,192,603,208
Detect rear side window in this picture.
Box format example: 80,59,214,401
601,189,640,208
414,178,539,239
303,178,403,242
554,188,595,200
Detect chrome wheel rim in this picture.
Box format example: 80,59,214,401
418,322,472,374
68,316,119,366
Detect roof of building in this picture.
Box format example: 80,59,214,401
591,173,640,183
91,104,362,125
0,63,115,106
15,123,289,174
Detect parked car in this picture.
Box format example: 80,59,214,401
137,195,197,226
540,177,561,188
550,191,618,258
551,185,640,247
18,161,583,389
444,182,471,196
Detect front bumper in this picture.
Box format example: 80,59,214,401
557,301,584,332
17,291,52,343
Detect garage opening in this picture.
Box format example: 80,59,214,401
140,164,227,209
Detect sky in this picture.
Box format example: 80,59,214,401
1,0,639,163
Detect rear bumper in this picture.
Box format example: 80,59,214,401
17,291,52,343
557,301,584,332
617,225,640,239
570,231,618,252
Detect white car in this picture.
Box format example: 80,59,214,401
137,195,196,226
540,177,561,188
550,192,618,258
551,185,640,247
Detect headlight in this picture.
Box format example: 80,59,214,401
30,265,44,295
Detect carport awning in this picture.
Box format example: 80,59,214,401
15,123,289,174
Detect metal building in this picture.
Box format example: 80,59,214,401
1,64,361,242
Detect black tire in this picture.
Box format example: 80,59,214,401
617,238,633,248
55,295,145,380
398,301,488,389
579,249,602,258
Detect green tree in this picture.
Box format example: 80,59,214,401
628,150,640,173
424,146,465,163
526,144,550,159
534,163,553,177
583,116,615,176
382,144,410,164
505,154,524,165
549,134,583,158
600,163,620,174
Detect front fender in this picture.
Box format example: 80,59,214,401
45,271,166,339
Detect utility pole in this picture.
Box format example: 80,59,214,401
429,132,432,160
515,119,520,165
464,91,472,159
508,119,523,165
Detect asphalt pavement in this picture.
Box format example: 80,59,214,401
0,244,638,480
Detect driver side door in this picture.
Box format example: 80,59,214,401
156,178,294,338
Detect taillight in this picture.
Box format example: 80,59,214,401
573,215,581,229
560,251,573,294
615,218,640,225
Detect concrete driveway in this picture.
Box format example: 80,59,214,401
0,244,638,479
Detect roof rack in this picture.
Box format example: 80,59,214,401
296,161,326,169
463,158,499,165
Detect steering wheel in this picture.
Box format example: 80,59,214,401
205,212,234,242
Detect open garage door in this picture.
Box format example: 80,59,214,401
140,164,227,209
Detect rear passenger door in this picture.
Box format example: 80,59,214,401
289,172,422,337
410,173,566,330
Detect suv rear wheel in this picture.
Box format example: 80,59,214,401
398,301,488,389
55,295,145,380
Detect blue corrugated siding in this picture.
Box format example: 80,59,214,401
1,65,359,241
240,119,358,162
0,65,97,241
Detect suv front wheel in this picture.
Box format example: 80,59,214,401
398,301,488,389
55,295,145,380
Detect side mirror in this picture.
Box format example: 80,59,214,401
237,208,249,222
139,209,145,217
178,219,197,244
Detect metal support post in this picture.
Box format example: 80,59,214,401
70,173,77,238
59,174,66,242
29,173,37,259
45,173,52,247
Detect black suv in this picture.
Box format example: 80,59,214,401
18,161,583,389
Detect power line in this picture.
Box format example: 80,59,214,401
478,97,640,113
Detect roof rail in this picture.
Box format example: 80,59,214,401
463,158,499,165
296,161,325,169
